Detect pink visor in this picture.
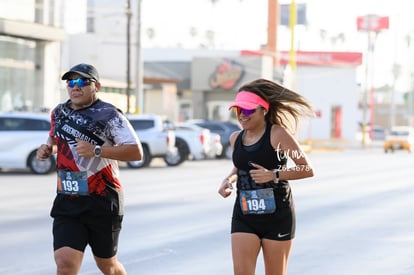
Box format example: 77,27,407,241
228,91,269,111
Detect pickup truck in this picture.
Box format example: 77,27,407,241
126,114,182,168
173,122,222,160
187,120,241,159
173,123,212,161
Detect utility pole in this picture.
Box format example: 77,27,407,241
126,0,132,113
288,0,297,89
267,0,279,66
135,0,143,114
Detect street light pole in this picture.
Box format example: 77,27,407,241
357,14,389,146
406,32,414,127
390,63,401,129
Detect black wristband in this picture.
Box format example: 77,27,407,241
273,169,279,183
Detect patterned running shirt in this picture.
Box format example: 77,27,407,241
49,99,140,217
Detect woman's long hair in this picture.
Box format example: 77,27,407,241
238,78,314,133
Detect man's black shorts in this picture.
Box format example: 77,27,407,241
53,214,123,258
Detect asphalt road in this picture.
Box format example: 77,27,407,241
0,148,413,275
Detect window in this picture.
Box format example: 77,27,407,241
0,117,50,131
129,119,154,130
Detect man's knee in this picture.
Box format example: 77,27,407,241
95,256,126,275
54,247,83,275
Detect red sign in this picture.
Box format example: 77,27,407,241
357,15,389,32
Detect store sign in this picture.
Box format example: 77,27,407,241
357,15,389,32
209,60,245,90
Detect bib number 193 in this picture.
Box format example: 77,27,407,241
61,179,79,192
57,170,89,196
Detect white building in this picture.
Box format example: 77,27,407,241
0,0,65,112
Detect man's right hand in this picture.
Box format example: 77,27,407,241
37,144,53,160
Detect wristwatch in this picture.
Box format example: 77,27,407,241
94,145,102,157
273,169,279,184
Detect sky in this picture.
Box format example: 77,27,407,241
65,0,414,90
138,0,412,49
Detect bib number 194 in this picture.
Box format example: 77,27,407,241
239,188,276,215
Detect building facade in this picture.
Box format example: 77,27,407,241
1,0,366,144
0,0,65,112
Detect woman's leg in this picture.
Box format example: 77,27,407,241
261,239,293,275
231,232,262,275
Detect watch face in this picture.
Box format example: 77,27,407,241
94,146,102,156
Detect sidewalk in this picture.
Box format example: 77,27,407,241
302,139,384,152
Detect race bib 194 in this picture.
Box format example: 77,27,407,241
57,170,89,196
239,188,276,215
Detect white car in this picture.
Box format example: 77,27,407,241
174,123,212,160
0,112,56,174
187,120,241,159
208,132,223,159
384,126,414,153
174,123,223,160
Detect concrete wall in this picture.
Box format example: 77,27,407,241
295,66,359,142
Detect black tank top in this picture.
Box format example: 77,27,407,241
233,123,287,190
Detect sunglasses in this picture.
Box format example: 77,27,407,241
234,107,258,116
67,78,95,88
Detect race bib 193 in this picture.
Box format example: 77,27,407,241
239,188,276,215
57,170,89,196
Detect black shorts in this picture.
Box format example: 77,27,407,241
53,214,123,258
231,184,296,241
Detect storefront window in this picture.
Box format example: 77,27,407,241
0,36,36,112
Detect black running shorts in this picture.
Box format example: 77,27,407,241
53,214,123,258
231,185,296,241
231,205,296,240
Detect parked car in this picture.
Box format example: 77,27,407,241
208,132,223,159
173,123,211,161
187,120,240,159
357,124,388,143
384,126,414,153
372,126,387,141
0,112,56,174
126,114,181,168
